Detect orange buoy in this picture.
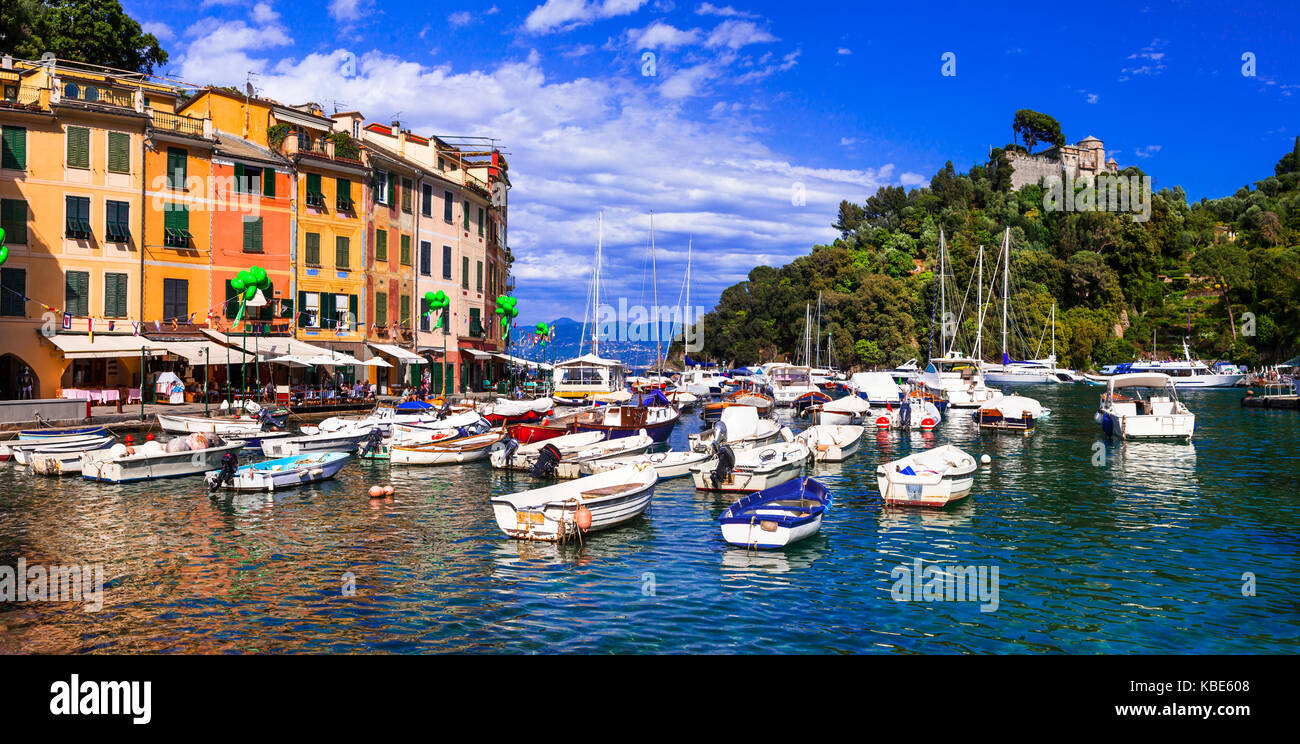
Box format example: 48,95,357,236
575,505,592,531
875,416,891,429
383,485,394,496
368,485,385,499
145,432,155,441
124,434,134,445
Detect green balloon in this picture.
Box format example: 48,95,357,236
250,265,267,287
244,286,257,300
0,246,7,267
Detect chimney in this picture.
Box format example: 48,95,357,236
1,55,12,70
391,120,400,130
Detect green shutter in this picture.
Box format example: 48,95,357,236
167,148,186,188
387,172,395,206
305,232,320,265
463,200,469,229
400,294,410,325
400,234,411,265
476,260,482,291
307,172,321,196
65,271,89,316
263,167,276,197
375,291,387,326
462,256,469,288
0,199,26,244
234,163,245,193
104,273,127,318
336,236,349,268
2,126,26,170
108,132,130,173
297,290,309,325
349,294,358,327
375,229,386,261
67,126,89,169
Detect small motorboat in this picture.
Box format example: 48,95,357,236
156,410,282,436
689,405,782,452
505,421,569,445
550,433,655,478
82,435,245,483
489,430,606,470
1096,373,1195,439
221,430,298,453
491,463,658,541
795,424,864,462
206,451,352,492
260,428,377,458
870,398,941,430
875,444,977,507
389,412,490,443
390,432,505,465
816,394,870,425
581,448,716,480
690,441,811,493
718,477,832,549
567,401,680,442
27,436,117,475
972,394,1047,434
5,434,112,464
13,425,108,441
666,390,697,410
702,390,774,422
791,390,832,417
479,398,552,426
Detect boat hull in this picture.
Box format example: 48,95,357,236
208,452,351,491
875,447,977,508
492,466,657,541
82,442,246,483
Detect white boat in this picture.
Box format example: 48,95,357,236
82,438,245,483
1,431,109,460
489,431,607,469
550,432,656,479
972,393,1047,433
27,437,117,475
155,412,267,436
875,444,977,507
794,424,864,463
390,432,505,465
260,428,376,458
679,368,727,397
581,449,715,479
390,411,491,443
1096,373,1195,439
846,371,903,405
1089,341,1246,388
491,464,658,541
817,394,871,425
919,354,1001,408
691,441,811,493
666,390,698,410
718,477,832,549
689,405,782,451
206,451,352,492
766,363,819,406
869,398,942,430
6,434,113,465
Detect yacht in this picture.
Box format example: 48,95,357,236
918,353,1001,408
1088,341,1246,389
765,363,820,406
678,367,728,398
1096,373,1195,439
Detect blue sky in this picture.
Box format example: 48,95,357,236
124,0,1299,326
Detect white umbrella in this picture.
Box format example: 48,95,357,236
306,353,363,366
362,357,393,368
267,354,317,367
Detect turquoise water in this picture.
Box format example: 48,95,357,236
1,386,1297,654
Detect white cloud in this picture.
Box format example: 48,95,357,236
1085,92,1099,104
141,21,175,42
837,47,852,56
705,19,777,50
695,2,758,18
840,137,857,146
524,0,649,35
900,172,927,187
626,21,702,50
251,2,279,24
450,6,499,27
1134,144,1162,158
1120,38,1168,81
329,0,370,23
176,19,293,82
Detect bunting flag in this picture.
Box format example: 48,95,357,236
153,320,161,332
87,317,94,344
107,321,115,332
62,312,71,330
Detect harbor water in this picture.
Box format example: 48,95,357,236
1,385,1297,654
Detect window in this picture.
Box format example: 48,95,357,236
400,234,411,266
66,126,90,169
469,307,482,336
64,270,89,316
419,294,430,332
399,294,410,326
475,260,484,292
299,291,320,327
263,167,276,197
401,178,412,213
162,278,188,321
107,132,130,174
234,163,262,195
1,125,25,170
163,203,190,247
104,273,128,318
1,268,26,317
477,207,484,236
375,291,388,326
242,216,263,253
166,147,186,189
304,232,320,265
462,256,469,289
375,229,387,262
65,196,91,239
463,200,470,230
105,200,130,242
437,156,445,171
443,191,453,222
421,184,432,216
442,245,452,279
305,172,325,208
420,241,432,277
335,236,350,268
0,199,27,244
336,178,353,211
375,170,389,205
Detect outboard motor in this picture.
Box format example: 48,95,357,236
710,444,736,489
500,437,520,467
900,399,912,429
208,451,239,493
359,426,384,456
437,398,452,420
531,443,562,478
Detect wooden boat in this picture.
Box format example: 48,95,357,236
792,390,832,416
666,390,697,410
581,449,715,479
4,433,112,463
794,424,864,463
550,433,655,479
875,444,977,507
1096,373,1195,439
389,412,490,443
82,439,245,483
972,393,1045,434
206,451,351,492
719,477,832,549
491,464,658,541
489,431,606,470
702,390,774,422
505,421,569,445
16,425,108,440
689,405,782,451
690,441,811,493
568,404,679,442
390,432,505,465
156,412,269,436
260,428,376,458
27,437,117,475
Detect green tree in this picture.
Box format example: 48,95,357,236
1190,243,1252,342
1012,109,1065,153
3,0,168,74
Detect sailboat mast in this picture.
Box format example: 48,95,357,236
975,245,984,361
650,211,660,370
939,228,947,357
594,212,602,358
1001,228,1009,362
685,237,691,362
1051,302,1056,361
815,292,822,368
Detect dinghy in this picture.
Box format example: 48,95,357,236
206,451,351,492
5,434,112,464
390,432,506,465
489,431,606,470
16,425,108,440
221,429,298,453
581,449,716,479
689,405,782,452
817,394,870,425
666,390,697,410
795,424,865,463
690,441,811,493
718,477,832,549
491,464,658,541
972,393,1046,433
389,412,490,443
82,436,245,483
27,437,117,475
875,444,977,507
260,428,377,458
870,398,942,430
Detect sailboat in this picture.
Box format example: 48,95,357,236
552,212,627,404
918,230,1002,408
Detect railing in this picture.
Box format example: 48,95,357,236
62,82,134,109
294,136,362,165
150,110,205,137
0,84,44,110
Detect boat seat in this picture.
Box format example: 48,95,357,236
581,483,639,498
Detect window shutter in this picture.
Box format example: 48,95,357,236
375,229,386,261
234,163,245,193
401,234,410,265
1,199,26,244
387,171,395,206
105,273,118,318
108,132,129,173
336,236,349,268
462,256,469,288
305,232,320,265
2,126,26,170
400,294,410,326
375,291,387,326
463,200,469,229
297,290,309,326
349,294,358,327
263,167,275,197
253,218,262,251
443,245,452,277
66,126,89,169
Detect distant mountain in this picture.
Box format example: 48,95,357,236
507,316,677,368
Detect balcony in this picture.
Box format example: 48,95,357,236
59,81,135,110
150,109,207,138
286,134,363,166
0,79,46,111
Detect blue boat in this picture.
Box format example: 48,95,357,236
18,425,108,440
206,451,352,492
718,477,832,549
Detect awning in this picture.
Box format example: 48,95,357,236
492,353,553,370
306,353,363,366
160,340,255,365
462,348,493,360
47,334,169,360
368,343,426,364
203,329,351,361
267,354,317,367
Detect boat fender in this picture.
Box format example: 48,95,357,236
875,415,891,429
575,505,592,531
369,485,386,498
980,454,991,465
921,417,935,429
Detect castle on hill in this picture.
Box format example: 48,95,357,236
1007,135,1120,190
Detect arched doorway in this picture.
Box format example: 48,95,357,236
0,354,39,400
